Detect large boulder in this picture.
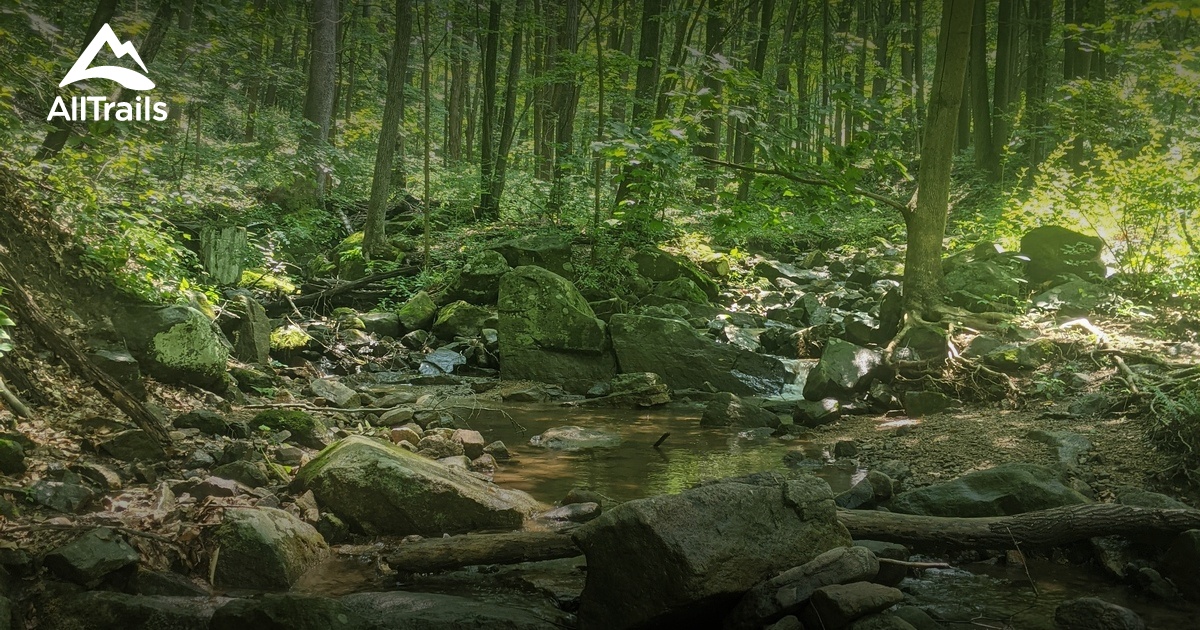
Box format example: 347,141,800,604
211,507,328,590
609,314,788,396
1020,225,1105,285
443,250,511,305
396,291,438,332
943,259,1023,311
634,248,719,301
221,295,271,365
803,339,883,401
293,435,542,535
431,301,496,339
116,305,230,389
44,528,140,586
497,266,616,393
342,591,571,629
36,592,219,630
888,463,1090,517
211,594,361,630
491,232,574,278
574,477,851,630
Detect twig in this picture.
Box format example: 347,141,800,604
877,558,951,569
652,433,670,449
1006,526,1038,598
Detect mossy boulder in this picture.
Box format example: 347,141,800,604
497,266,616,393
0,439,25,475
293,435,543,535
431,301,496,339
270,324,316,359
115,305,231,390
252,410,326,449
397,291,438,332
443,250,511,305
654,277,709,304
331,307,365,330
333,232,369,280
222,294,272,365
633,248,719,301
888,463,1090,517
211,506,328,590
490,232,574,278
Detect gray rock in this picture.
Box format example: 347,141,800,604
174,409,229,436
634,248,718,300
903,391,954,417
538,502,602,524
850,614,919,630
44,528,139,585
944,259,1022,312
211,460,269,488
794,398,842,427
654,277,709,304
360,312,401,338
1027,430,1093,465
211,594,362,630
895,325,948,362
804,339,883,401
294,435,542,535
610,314,788,396
492,232,574,278
1020,225,1105,285
1117,488,1189,509
1054,597,1144,630
343,590,570,629
308,378,361,408
431,301,496,339
443,250,511,305
175,476,240,501
88,349,144,398
701,393,781,429
728,545,879,629
420,347,466,375
211,506,328,590
98,429,167,461
452,429,486,459
30,479,95,513
416,434,464,459
892,606,944,630
1032,279,1107,315
224,295,272,365
484,440,511,460
579,372,672,407
131,569,210,596
530,426,621,451
803,582,905,629
889,463,1090,517
396,291,438,332
574,478,851,630
764,616,805,630
115,305,231,390
854,540,910,586
38,592,218,630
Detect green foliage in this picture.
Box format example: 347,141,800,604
1146,384,1200,479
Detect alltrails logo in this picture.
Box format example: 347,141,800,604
47,23,168,122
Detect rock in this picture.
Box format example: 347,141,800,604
581,372,671,407
294,435,542,535
342,590,571,629
497,266,616,393
359,312,401,338
888,463,1090,517
484,441,511,460
269,324,315,359
1162,529,1200,599
854,540,909,586
701,393,781,429
530,426,621,451
212,461,269,488
38,592,218,630
804,339,883,401
416,434,464,459
44,528,139,585
309,378,361,408
431,301,495,339
834,440,858,458
420,347,466,375
88,349,145,397
943,259,1022,312
492,232,574,278
728,545,879,629
803,582,905,629
574,477,851,630
765,616,805,630
444,250,511,304
396,291,438,332
175,476,240,501
131,569,210,596
610,314,788,396
892,606,943,630
849,614,920,630
794,398,842,427
30,480,95,513
211,506,328,590
316,513,350,545
1054,597,1144,630
654,277,709,304
903,391,954,417
251,410,326,449
1027,430,1093,465
1117,488,1189,510
115,305,231,390
539,502,602,524
174,409,229,436
1020,225,1105,285
1031,279,1107,315
97,429,166,461
0,440,24,475
634,248,719,301
210,593,362,630
452,429,486,459
223,294,272,365
895,325,948,362
69,462,122,491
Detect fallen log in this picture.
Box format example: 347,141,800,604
837,504,1200,549
0,262,172,446
385,531,580,574
268,266,420,314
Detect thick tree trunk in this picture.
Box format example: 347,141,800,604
903,0,973,315
991,0,1017,158
301,0,339,195
547,0,583,216
490,0,527,208
900,0,915,148
968,0,997,179
1025,0,1052,169
735,0,774,201
386,531,580,573
614,0,666,205
869,0,891,137
362,0,413,260
199,227,248,285
839,504,1200,550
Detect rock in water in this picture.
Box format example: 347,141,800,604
802,582,905,629
116,305,231,390
211,507,328,590
294,435,542,536
700,393,782,429
44,528,140,585
803,339,883,401
497,266,616,393
1054,597,1145,630
1020,225,1105,285
573,477,851,629
609,314,788,396
529,426,622,451
888,463,1090,517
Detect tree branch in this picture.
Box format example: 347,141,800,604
700,157,911,217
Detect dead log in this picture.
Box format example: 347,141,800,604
266,266,420,314
838,504,1200,549
385,531,580,573
0,262,172,446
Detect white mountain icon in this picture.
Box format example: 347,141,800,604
59,23,155,90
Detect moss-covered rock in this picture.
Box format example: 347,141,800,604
653,277,709,304
270,324,316,360
293,435,543,535
397,291,438,332
490,232,574,278
431,301,496,339
0,438,25,475
442,250,511,305
252,410,326,449
333,232,369,280
115,305,231,390
331,307,365,330
633,248,720,301
211,507,328,590
497,266,616,392
888,463,1090,517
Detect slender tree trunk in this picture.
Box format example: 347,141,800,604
735,0,774,201
1025,0,1052,169
990,0,1016,160
913,0,925,147
694,0,725,200
903,0,973,315
968,0,997,179
819,0,830,162
478,0,502,218
491,0,527,207
362,0,414,259
548,0,583,216
614,0,666,205
869,0,891,137
244,0,266,141
421,0,432,267
447,24,467,164
851,0,868,143
956,68,971,152
301,0,339,195
901,0,915,148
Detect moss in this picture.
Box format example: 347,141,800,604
239,269,298,294
149,316,229,381
270,325,313,352
253,410,318,435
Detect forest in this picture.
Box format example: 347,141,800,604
1,0,1200,628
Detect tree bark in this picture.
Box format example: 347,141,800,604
735,0,774,201
990,0,1016,158
386,531,580,573
478,0,502,219
694,0,725,200
362,0,414,260
547,0,583,216
614,0,666,205
838,504,1200,550
301,0,339,195
903,0,973,315
968,0,996,179
1025,0,1052,169
490,0,527,208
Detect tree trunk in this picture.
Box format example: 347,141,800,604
362,0,414,260
200,226,248,285
243,0,266,142
903,0,973,315
477,0,502,219
386,531,580,574
990,0,1016,159
838,504,1200,550
900,0,915,148
819,0,830,163
301,0,339,196
490,0,527,208
968,0,996,179
851,0,868,143
694,0,725,200
869,0,891,137
735,0,774,201
447,26,468,164
913,0,924,148
547,0,583,216
614,0,666,205
1025,0,1052,169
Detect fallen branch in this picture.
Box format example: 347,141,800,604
0,374,31,420
0,261,172,446
838,504,1200,549
1,522,182,547
385,531,580,574
700,157,910,217
268,266,420,314
241,402,398,414
1062,319,1140,395
877,558,951,569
